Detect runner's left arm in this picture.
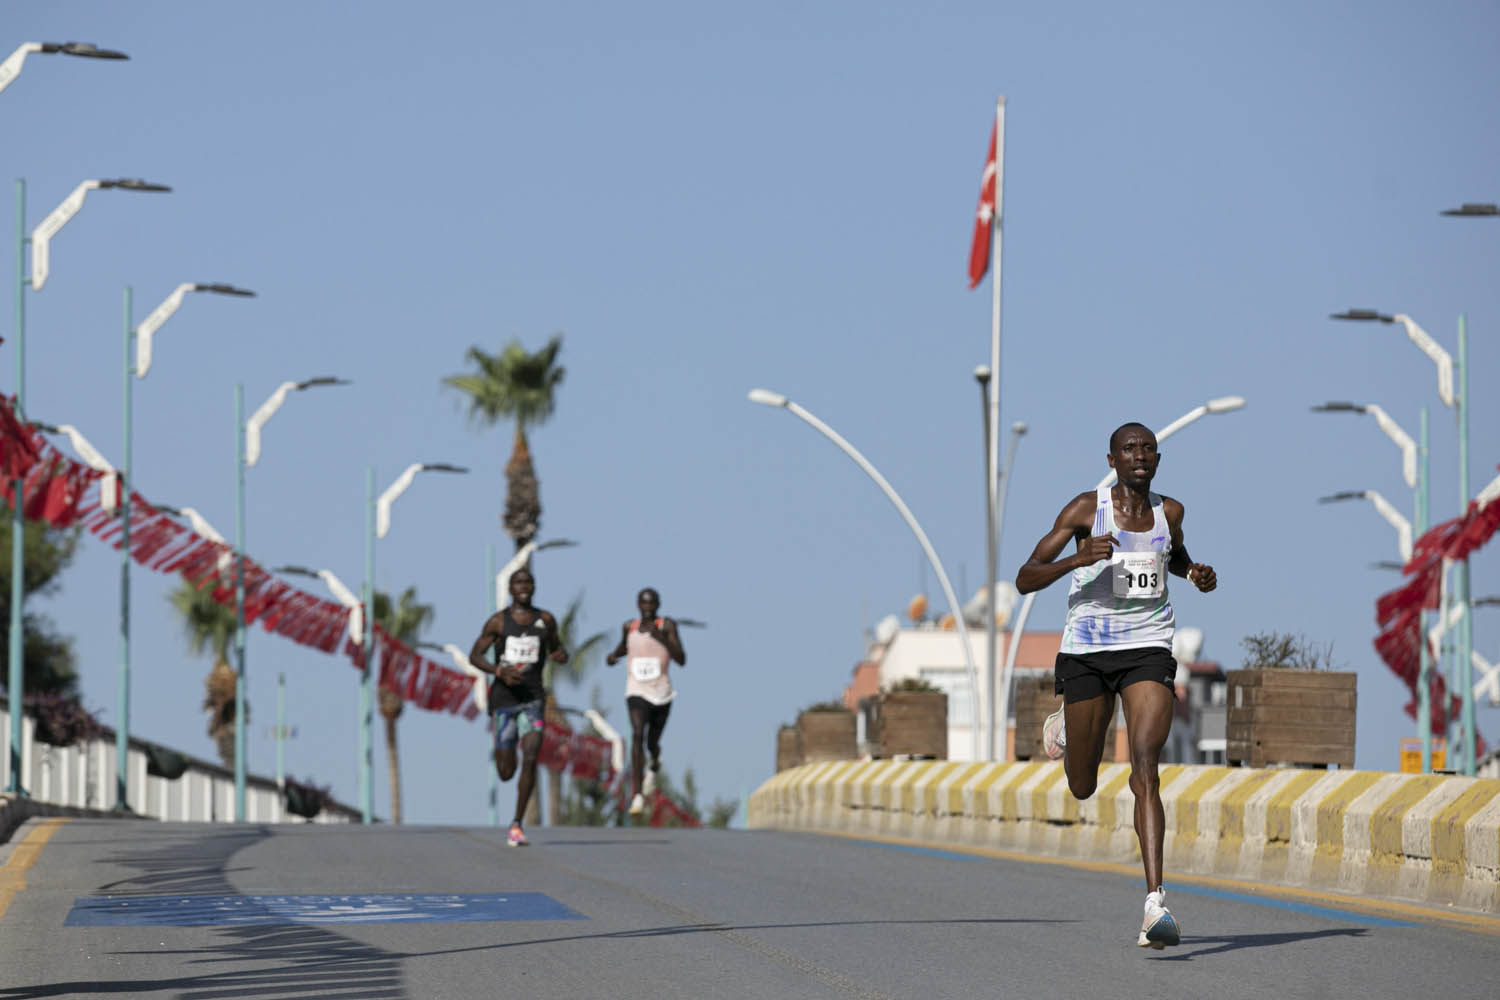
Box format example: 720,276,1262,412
659,618,686,666
542,611,570,663
1164,498,1216,592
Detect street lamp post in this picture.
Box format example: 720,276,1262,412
7,176,169,796
1332,309,1475,774
1313,401,1432,768
361,462,468,822
748,388,986,761
114,282,253,812
0,41,128,97
998,397,1247,741
234,377,349,820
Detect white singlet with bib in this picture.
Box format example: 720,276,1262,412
625,618,675,706
1060,486,1175,655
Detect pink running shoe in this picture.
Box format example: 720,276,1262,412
1042,708,1067,761
506,823,529,847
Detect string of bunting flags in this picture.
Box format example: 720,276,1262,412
1,394,479,720
1374,463,1500,750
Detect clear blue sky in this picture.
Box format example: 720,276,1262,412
5,1,1498,824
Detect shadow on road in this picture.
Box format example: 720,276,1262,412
1151,927,1369,960
0,824,409,1000
409,914,1071,958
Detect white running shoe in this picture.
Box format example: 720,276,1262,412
642,769,657,796
1042,707,1067,760
629,793,646,816
1138,889,1180,949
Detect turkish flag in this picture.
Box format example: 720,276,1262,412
967,122,998,289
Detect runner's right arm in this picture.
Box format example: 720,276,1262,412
1016,491,1117,594
604,622,630,666
468,613,521,683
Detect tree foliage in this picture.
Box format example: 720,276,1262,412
0,510,81,696
441,334,566,549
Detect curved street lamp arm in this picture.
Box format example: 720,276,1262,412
376,463,424,539
1393,314,1454,409
1362,404,1418,490
135,283,195,378
778,396,985,761
31,180,102,290
0,43,44,95
53,423,119,511
244,381,297,467
1365,489,1413,562
495,540,540,609
443,641,490,714
1474,650,1499,707
313,569,364,645
584,708,627,779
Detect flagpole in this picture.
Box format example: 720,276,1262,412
987,96,1007,762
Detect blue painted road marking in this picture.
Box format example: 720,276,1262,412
65,892,585,927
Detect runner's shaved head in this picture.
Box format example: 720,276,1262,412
1110,422,1153,452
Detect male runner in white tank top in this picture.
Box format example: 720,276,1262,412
1016,422,1217,949
604,587,686,816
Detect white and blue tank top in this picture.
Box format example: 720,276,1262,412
1060,486,1175,655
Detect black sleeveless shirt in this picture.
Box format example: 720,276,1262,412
488,606,553,708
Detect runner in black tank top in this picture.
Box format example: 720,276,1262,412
466,567,567,846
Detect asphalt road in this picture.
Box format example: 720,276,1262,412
1,817,1496,999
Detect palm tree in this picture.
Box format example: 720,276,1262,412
542,593,609,826
168,576,241,767
373,586,434,825
442,335,566,551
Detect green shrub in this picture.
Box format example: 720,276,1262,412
884,677,941,694
800,699,850,714
1239,632,1338,671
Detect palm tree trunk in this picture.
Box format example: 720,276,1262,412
384,713,401,825
504,424,540,551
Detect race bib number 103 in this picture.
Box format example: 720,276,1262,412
1112,551,1165,599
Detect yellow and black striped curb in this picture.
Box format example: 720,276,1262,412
747,760,1500,914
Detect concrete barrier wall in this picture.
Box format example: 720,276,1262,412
748,760,1500,914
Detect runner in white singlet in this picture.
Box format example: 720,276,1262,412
605,587,686,816
1016,422,1217,949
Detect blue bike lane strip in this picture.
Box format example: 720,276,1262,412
64,892,586,927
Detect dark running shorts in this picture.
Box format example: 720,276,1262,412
1054,647,1176,704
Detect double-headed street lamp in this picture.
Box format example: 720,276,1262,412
7,176,169,796
1332,308,1476,774
1313,400,1436,767
115,282,254,811
0,41,128,96
748,387,986,761
233,377,350,820
361,462,468,822
1000,396,1247,753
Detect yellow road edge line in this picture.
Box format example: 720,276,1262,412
0,817,70,921
787,824,1500,937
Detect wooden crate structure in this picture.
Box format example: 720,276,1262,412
775,724,802,772
1012,674,1120,761
797,710,857,763
1226,669,1356,769
872,691,947,759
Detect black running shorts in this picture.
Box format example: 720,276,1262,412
1053,647,1176,704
